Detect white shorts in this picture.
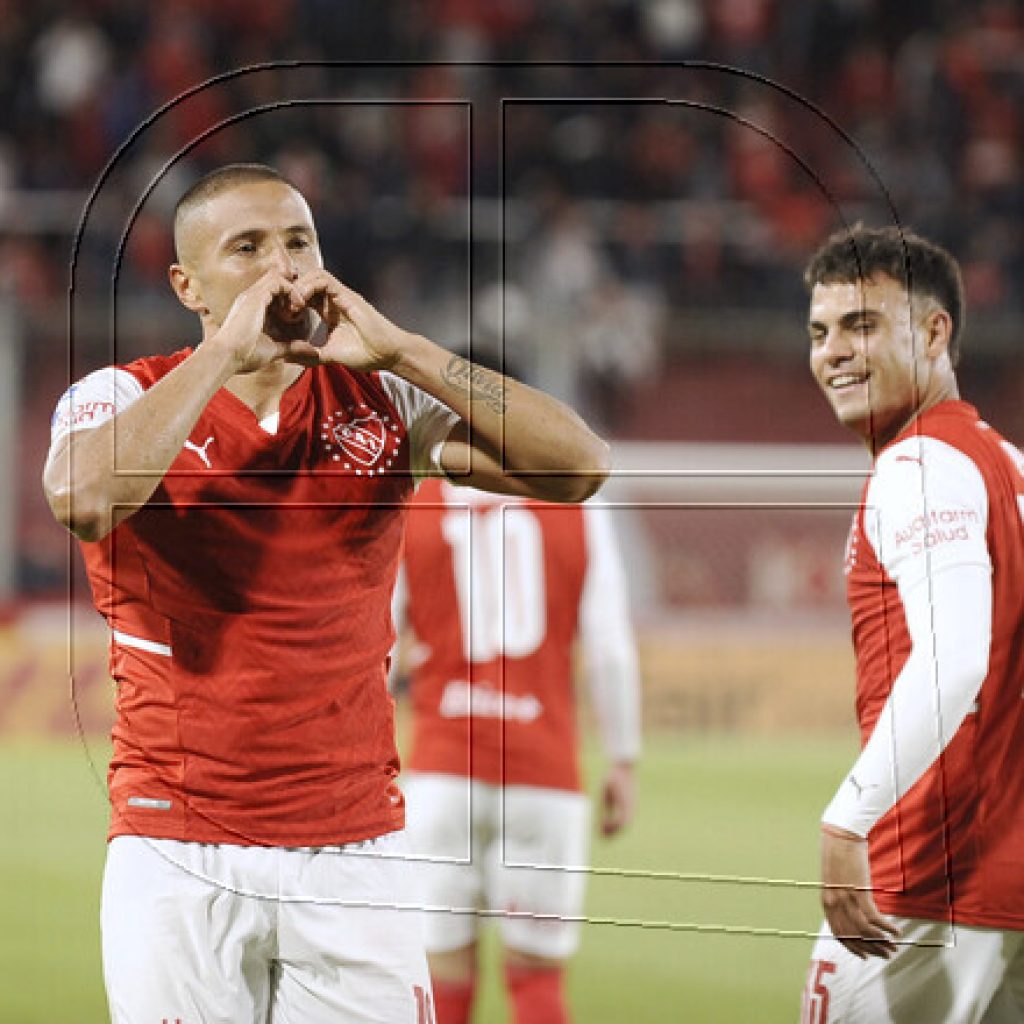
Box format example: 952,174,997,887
101,833,434,1024
402,773,590,960
801,917,1024,1024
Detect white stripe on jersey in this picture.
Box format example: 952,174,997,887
113,630,172,657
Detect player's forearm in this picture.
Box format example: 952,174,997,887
822,564,991,836
394,335,611,501
579,505,643,759
44,343,238,541
589,658,643,764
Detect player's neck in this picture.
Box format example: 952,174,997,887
867,377,960,455
224,361,306,422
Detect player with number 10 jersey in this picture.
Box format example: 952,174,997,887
397,479,641,1024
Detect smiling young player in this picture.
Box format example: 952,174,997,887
800,225,1024,1022
43,163,610,1024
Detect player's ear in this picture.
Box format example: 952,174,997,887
169,263,207,314
923,306,953,362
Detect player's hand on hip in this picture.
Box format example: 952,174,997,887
820,825,900,959
600,761,636,837
208,269,318,373
298,270,412,373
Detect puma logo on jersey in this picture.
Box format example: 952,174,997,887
848,774,877,799
183,436,215,468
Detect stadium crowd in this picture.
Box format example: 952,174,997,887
6,0,1024,594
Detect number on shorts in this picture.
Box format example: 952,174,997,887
801,959,836,1024
414,984,436,1023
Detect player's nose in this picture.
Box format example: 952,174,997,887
270,241,299,280
821,327,854,363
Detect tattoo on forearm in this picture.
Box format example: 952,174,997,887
441,355,508,414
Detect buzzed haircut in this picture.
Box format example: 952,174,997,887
173,163,298,259
804,224,966,366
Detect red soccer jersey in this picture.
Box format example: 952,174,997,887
401,481,597,791
62,349,456,847
847,400,1024,928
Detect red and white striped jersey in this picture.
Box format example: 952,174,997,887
398,479,641,792
845,400,1024,929
48,348,457,847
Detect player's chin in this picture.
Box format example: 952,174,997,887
266,309,314,345
831,399,871,437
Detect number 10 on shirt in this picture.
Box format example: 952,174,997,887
441,507,547,662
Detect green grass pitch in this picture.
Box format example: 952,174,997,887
0,734,852,1022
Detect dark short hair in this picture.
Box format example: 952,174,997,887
804,224,966,366
173,163,299,257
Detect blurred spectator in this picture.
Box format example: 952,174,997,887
33,16,110,117
576,273,664,430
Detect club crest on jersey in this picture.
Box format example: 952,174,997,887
320,404,400,475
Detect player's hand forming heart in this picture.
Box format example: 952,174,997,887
297,270,413,373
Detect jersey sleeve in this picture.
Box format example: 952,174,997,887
49,367,145,446
822,437,993,836
862,436,990,585
378,372,459,482
578,503,642,764
46,367,146,474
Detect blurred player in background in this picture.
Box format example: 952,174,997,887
396,478,641,1024
800,225,1024,1022
41,163,609,1023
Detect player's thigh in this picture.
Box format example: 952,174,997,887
491,786,590,960
980,930,1024,1024
403,772,486,952
274,831,434,1024
404,773,474,861
101,836,275,1024
801,918,1011,1024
